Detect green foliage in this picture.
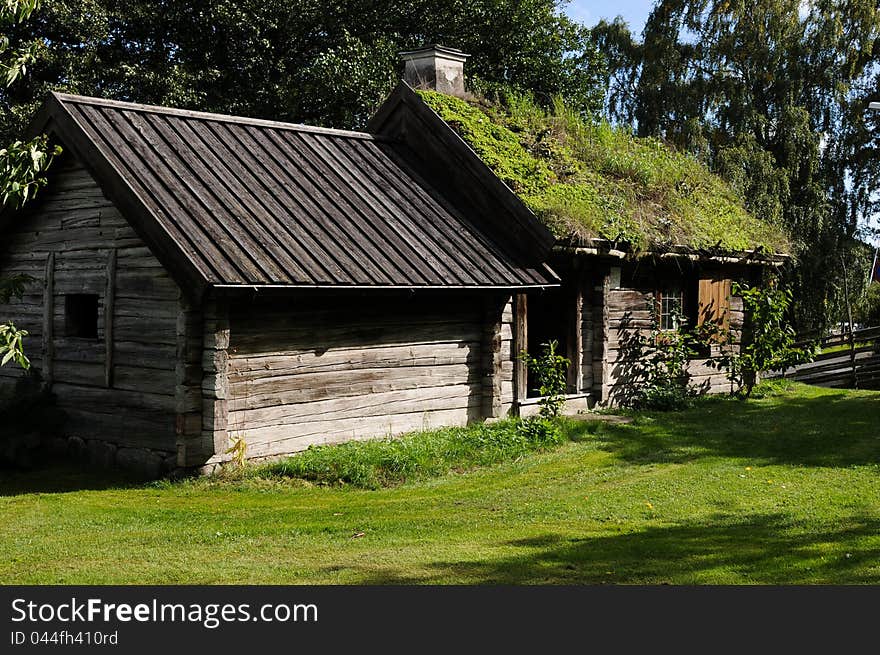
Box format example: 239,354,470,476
421,90,554,196
0,0,607,138
0,1,60,372
0,267,34,371
519,339,570,419
629,310,702,411
0,272,31,303
0,321,28,368
0,0,41,87
261,418,568,489
418,89,788,253
0,134,60,207
516,415,564,448
713,282,814,398
597,0,880,331
854,283,880,327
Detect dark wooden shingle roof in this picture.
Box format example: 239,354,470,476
32,93,557,293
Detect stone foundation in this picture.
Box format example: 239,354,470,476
40,434,176,479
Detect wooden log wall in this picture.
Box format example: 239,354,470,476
224,294,499,460
499,295,515,416
512,294,527,403
598,265,745,406
199,300,229,464
176,299,204,466
580,277,596,395
481,296,504,419
0,160,185,452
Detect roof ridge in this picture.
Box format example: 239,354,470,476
51,92,382,141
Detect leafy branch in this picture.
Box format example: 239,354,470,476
0,0,58,372
520,340,570,419
710,282,815,398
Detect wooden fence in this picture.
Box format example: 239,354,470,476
769,326,880,390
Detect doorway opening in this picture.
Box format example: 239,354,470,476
525,288,569,398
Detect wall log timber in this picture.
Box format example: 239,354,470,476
104,248,117,387
42,251,55,387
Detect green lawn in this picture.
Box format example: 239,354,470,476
1,382,878,584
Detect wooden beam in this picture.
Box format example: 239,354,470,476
567,281,584,393
175,298,203,467
481,296,504,419
198,299,229,466
42,251,55,388
513,293,528,402
104,248,117,387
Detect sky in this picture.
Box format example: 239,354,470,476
561,0,656,35
559,0,879,245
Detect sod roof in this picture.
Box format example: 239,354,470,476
417,90,790,255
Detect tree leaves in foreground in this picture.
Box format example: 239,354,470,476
594,0,880,332
0,0,60,370
0,0,606,139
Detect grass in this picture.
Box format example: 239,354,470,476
1,381,878,584
818,342,871,355
259,417,562,489
418,90,789,254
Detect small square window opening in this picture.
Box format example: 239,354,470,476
65,294,99,339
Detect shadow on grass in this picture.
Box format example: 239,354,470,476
0,462,145,497
338,512,880,584
569,389,880,468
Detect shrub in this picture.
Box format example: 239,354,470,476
629,311,701,411
519,339,570,419
712,282,814,398
517,415,563,448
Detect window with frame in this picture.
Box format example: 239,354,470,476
657,287,685,331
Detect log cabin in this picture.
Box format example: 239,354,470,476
0,46,787,476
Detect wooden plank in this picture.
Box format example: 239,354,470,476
197,300,229,466
229,384,478,431
229,341,479,379
71,103,229,287
167,117,331,283
61,406,176,450
42,251,55,387
241,406,476,459
568,280,584,393
481,296,504,418
345,141,493,283
513,293,528,402
195,120,362,284
360,140,523,284
105,248,117,387
175,299,203,467
296,133,435,284
256,128,398,284
231,322,481,355
229,364,474,410
137,111,303,284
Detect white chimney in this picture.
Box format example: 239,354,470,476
399,45,470,97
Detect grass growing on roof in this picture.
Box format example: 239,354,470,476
418,90,789,253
